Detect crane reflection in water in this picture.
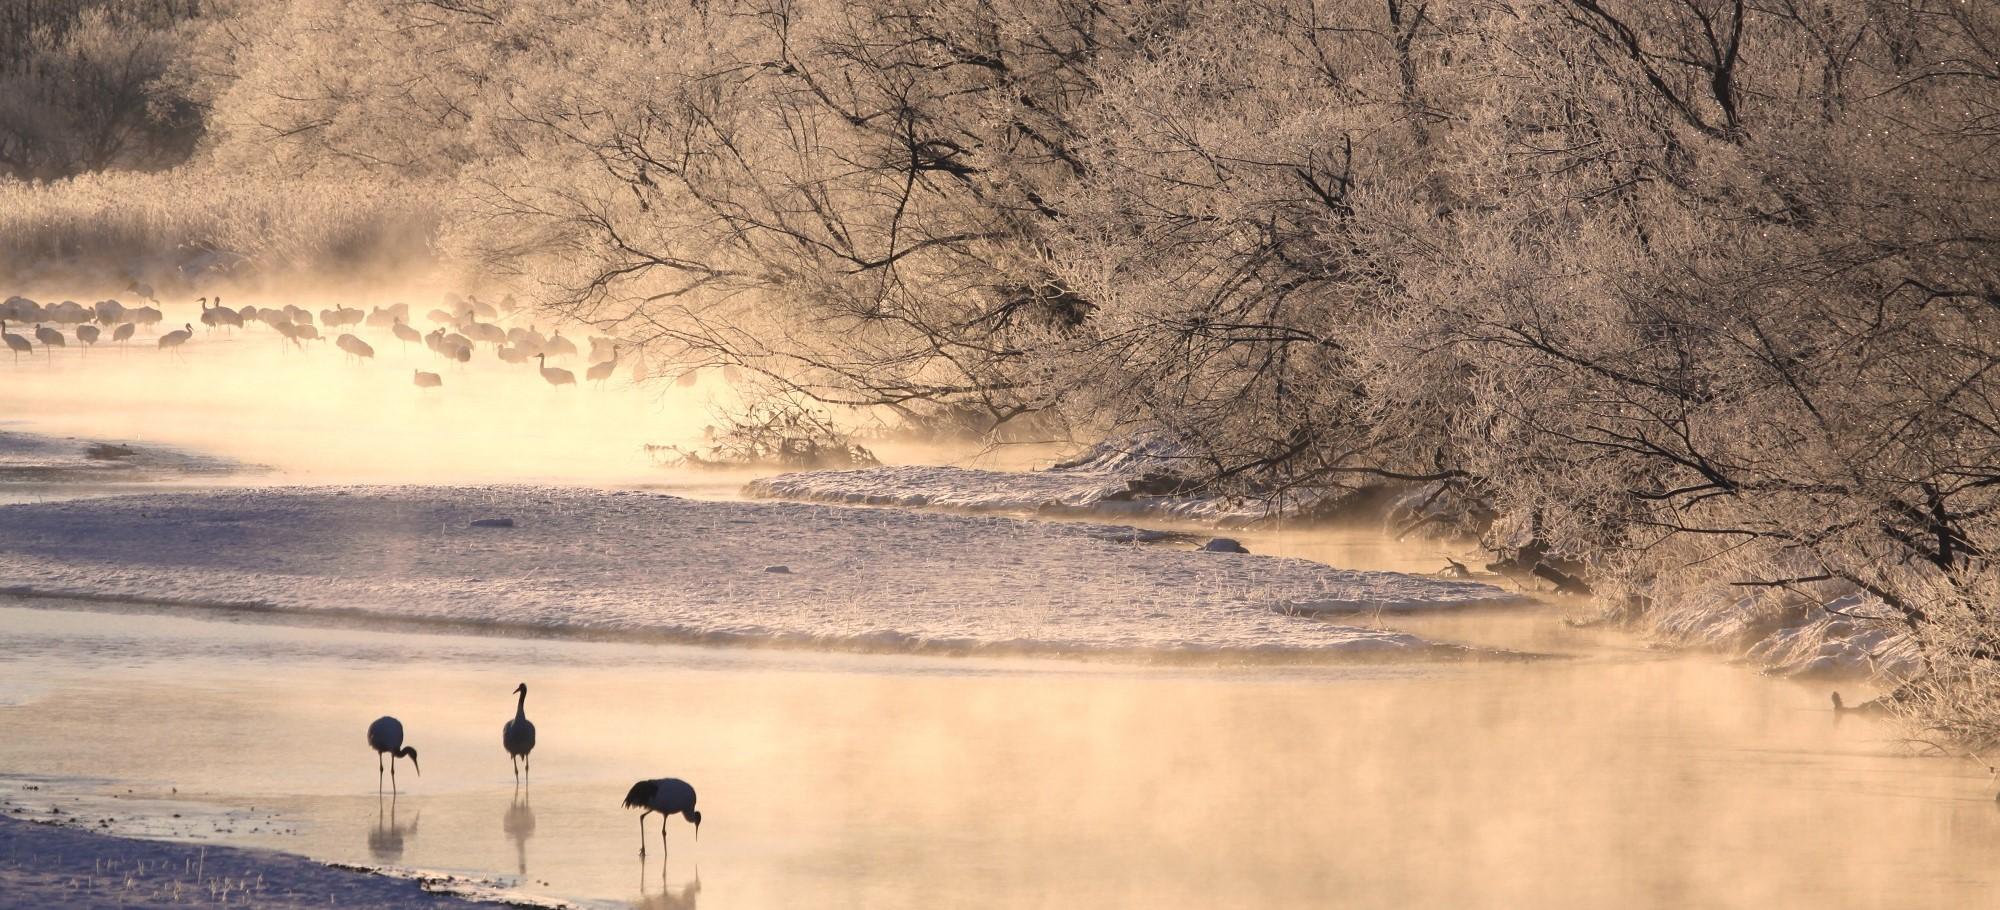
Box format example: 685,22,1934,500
369,794,419,862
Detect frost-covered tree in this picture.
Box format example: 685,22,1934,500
0,0,208,178
1046,0,2000,736
211,0,1183,430
207,0,2000,739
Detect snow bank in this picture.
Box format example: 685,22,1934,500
747,439,1460,531
1650,585,1919,680
744,463,1264,519
1041,434,1192,474
0,428,242,482
746,442,1330,524
0,814,498,909
0,487,1523,661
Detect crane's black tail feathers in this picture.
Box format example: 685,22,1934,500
623,780,658,809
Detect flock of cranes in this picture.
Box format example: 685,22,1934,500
368,683,701,855
1,291,632,391
2,295,163,361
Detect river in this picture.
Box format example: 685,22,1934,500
0,299,1994,908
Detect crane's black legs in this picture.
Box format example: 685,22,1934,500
638,810,650,856
378,753,385,792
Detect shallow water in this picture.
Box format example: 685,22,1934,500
1,601,1994,910
0,299,712,485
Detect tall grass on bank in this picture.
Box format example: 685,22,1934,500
0,170,442,290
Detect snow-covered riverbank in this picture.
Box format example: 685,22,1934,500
745,463,1309,523
750,459,1917,682
0,486,1525,661
0,813,522,909
743,437,1333,524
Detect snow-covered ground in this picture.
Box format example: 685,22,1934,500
746,434,1330,523
746,459,1331,524
744,439,1471,533
1650,584,1919,680
0,814,507,910
744,463,1250,520
0,486,1523,660
745,459,1914,679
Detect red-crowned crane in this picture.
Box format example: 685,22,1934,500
48,300,91,324
158,323,193,355
586,347,621,385
367,716,420,793
336,333,375,362
199,297,241,332
623,777,700,855
392,319,421,346
503,683,536,781
322,304,363,327
2,321,32,361
212,296,242,330
537,353,575,387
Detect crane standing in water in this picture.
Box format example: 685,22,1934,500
157,323,193,357
537,353,576,387
504,683,536,781
2,322,31,361
624,778,701,855
368,716,421,793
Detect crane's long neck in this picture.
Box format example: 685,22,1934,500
515,688,528,719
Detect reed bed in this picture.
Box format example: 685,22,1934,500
0,170,442,289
